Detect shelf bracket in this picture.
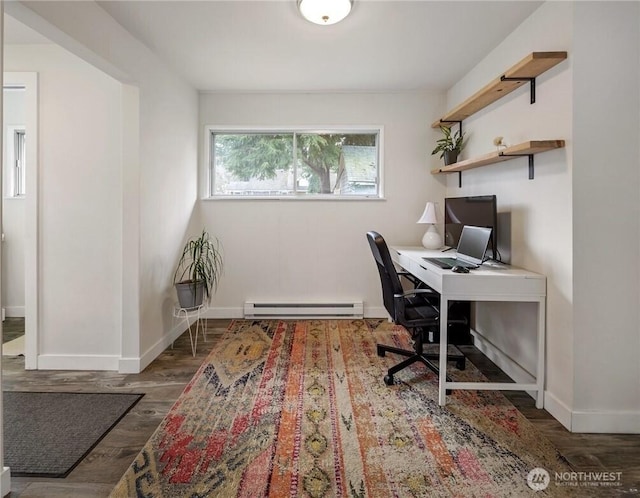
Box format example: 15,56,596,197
438,119,463,136
500,75,536,104
501,153,535,179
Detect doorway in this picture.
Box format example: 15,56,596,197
2,73,38,369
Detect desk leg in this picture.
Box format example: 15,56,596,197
536,298,546,409
438,297,449,406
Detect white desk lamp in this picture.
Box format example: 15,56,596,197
417,201,442,249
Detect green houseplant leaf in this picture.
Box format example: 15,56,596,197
431,126,466,159
173,229,224,303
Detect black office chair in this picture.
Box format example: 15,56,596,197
366,231,466,386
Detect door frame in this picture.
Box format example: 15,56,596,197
3,72,38,369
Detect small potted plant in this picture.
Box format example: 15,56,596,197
431,126,465,165
173,229,223,310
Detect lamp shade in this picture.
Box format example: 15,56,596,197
417,202,438,225
298,0,353,25
417,202,442,249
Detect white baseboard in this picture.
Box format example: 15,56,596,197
471,330,571,425
542,390,573,431
571,410,640,434
37,354,119,371
118,356,142,374
1,466,10,497
118,313,200,373
471,329,536,387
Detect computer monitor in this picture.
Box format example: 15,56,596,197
444,195,498,260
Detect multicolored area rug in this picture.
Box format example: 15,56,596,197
111,320,575,497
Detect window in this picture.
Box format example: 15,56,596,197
6,126,26,197
208,128,382,198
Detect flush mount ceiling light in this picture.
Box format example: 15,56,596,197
298,0,353,25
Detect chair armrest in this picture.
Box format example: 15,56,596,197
399,272,437,293
393,289,434,298
398,271,421,286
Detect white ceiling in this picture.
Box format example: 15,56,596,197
6,1,543,92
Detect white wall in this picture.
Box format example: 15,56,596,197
4,44,123,366
135,65,198,370
2,88,25,316
199,92,445,317
571,2,640,432
5,2,199,372
443,1,574,425
444,1,640,433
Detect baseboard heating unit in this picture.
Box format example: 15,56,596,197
243,301,364,319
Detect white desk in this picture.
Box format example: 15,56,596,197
391,247,547,408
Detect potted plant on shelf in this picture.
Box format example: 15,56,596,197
431,126,466,165
173,229,223,310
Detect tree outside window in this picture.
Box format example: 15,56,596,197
210,129,380,198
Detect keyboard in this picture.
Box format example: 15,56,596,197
422,257,478,270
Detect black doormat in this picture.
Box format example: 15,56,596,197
3,391,143,477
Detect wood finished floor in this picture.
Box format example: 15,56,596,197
2,318,25,344
2,319,640,497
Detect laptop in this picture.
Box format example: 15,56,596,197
423,225,493,270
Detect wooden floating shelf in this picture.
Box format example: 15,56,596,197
431,52,567,128
431,140,565,175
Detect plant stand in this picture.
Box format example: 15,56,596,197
172,302,207,356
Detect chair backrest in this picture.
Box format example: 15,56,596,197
366,231,405,321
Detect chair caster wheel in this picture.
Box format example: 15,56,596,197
377,345,385,357
383,374,394,385
456,359,466,370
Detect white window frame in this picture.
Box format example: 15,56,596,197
6,125,26,198
203,125,384,200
